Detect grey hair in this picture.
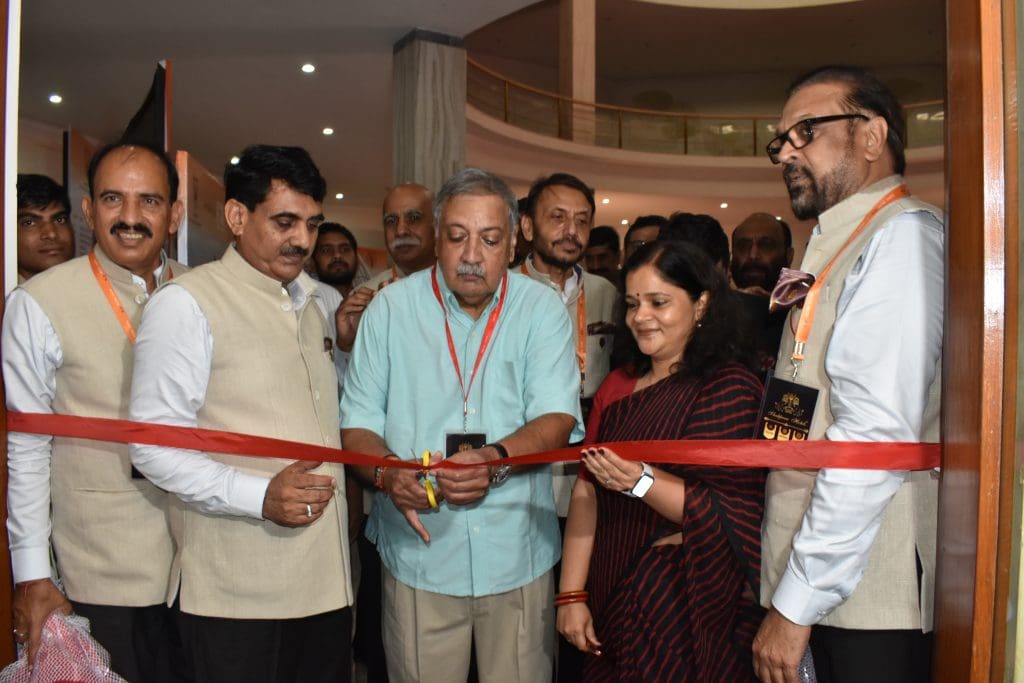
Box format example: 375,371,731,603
433,167,518,240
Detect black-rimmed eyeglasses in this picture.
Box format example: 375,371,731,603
765,114,869,164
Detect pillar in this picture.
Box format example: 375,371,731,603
392,29,466,192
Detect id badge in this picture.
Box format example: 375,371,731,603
755,370,818,441
444,432,487,458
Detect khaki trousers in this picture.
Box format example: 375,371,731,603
382,567,554,683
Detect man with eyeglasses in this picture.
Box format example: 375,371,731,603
753,66,943,683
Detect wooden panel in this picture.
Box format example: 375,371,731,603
991,0,1019,677
935,0,1008,679
0,0,13,666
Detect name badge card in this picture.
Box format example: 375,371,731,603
445,432,487,458
756,373,818,442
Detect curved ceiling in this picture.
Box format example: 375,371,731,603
18,0,945,247
637,0,861,8
467,0,944,103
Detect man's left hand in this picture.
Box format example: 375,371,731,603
435,448,492,505
752,607,811,683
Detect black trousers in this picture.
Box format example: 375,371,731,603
352,534,388,682
810,624,933,683
70,601,183,683
176,606,352,683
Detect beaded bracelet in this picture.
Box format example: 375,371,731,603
374,454,400,490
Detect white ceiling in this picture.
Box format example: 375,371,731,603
18,0,945,248
18,0,538,239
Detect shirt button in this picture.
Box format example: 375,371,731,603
281,303,292,312
134,295,146,305
314,390,320,401
472,526,480,533
467,408,476,415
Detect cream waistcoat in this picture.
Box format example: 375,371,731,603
169,245,351,619
761,175,942,630
22,247,183,605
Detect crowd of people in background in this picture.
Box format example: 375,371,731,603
3,63,942,683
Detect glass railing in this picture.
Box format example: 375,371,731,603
467,58,944,158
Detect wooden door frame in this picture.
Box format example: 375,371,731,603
936,0,1018,680
0,0,13,666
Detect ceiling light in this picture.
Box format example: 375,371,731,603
48,93,62,104
601,197,610,205
230,156,240,165
621,219,629,225
322,127,334,136
720,202,729,209
335,193,345,200
301,63,316,74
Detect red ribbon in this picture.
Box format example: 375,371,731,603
5,412,941,471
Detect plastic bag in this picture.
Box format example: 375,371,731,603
797,645,817,683
0,612,127,683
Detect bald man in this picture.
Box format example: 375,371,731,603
729,212,794,297
335,183,435,354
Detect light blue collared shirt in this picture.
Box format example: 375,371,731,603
340,267,584,597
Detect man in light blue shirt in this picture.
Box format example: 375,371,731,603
341,168,583,683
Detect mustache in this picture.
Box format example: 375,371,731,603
280,245,309,258
782,164,805,186
390,236,421,249
456,262,485,277
553,236,583,250
110,222,152,238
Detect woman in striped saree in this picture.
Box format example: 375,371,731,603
558,241,765,682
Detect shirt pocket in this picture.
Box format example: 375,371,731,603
479,358,527,434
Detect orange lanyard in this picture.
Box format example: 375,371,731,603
431,266,508,431
88,250,172,345
790,185,909,373
520,263,587,381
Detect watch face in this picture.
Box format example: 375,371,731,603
631,473,654,498
491,463,512,485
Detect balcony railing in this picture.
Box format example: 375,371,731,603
467,58,944,158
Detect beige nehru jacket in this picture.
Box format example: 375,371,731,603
22,246,184,605
171,246,351,619
761,175,942,630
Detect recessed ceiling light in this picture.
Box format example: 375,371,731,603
322,127,334,136
48,93,62,104
335,193,345,200
620,219,629,225
301,63,316,74
720,202,729,209
230,156,240,165
601,197,610,205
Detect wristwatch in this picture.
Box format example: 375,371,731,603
487,442,511,485
625,462,654,498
